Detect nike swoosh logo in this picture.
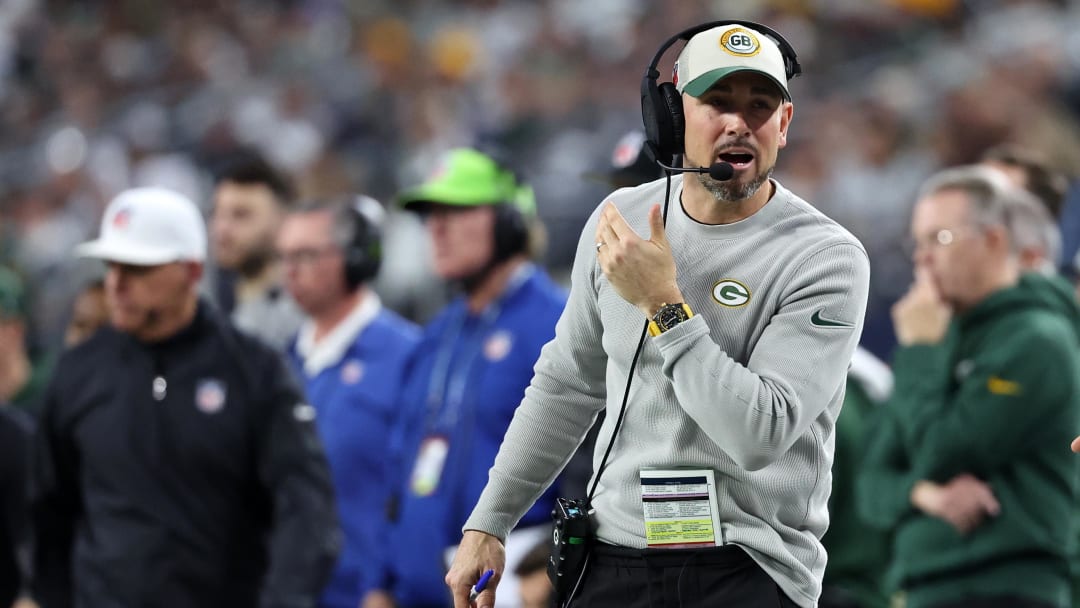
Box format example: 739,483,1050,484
811,309,853,328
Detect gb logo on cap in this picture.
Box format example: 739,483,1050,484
720,28,760,57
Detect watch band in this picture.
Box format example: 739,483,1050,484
647,303,694,337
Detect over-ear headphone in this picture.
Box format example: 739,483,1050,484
640,20,802,167
493,201,528,262
339,195,384,290
478,147,535,263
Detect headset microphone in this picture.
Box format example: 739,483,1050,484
653,159,735,182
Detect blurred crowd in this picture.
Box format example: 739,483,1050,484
0,0,1077,356
3,0,1080,607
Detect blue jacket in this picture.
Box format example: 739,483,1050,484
381,265,566,607
288,305,420,608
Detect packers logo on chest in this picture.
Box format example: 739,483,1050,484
712,279,751,308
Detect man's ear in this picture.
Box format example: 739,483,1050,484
778,102,794,149
984,223,1011,254
187,261,205,286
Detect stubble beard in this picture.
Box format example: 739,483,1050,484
237,242,276,279
696,165,773,204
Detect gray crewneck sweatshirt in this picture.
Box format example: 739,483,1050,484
464,175,870,607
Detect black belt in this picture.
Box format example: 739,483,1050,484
591,542,754,568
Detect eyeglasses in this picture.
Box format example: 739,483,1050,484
903,225,985,256
275,245,341,267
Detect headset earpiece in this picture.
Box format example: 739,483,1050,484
471,147,532,263
640,71,672,165
341,199,382,290
640,72,686,166
492,203,527,263
658,82,684,160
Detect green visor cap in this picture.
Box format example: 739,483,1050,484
397,148,536,216
682,67,790,101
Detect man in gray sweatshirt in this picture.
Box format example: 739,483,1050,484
446,20,870,608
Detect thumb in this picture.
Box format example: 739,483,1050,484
914,267,937,295
648,204,668,246
475,587,497,608
984,496,1001,517
1072,435,1080,453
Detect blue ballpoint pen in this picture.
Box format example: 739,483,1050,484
469,569,495,602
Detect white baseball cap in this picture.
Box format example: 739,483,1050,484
76,187,207,265
674,24,791,100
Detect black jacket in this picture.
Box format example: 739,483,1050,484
31,301,340,608
0,407,31,607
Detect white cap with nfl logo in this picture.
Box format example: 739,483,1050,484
76,187,207,265
674,24,791,100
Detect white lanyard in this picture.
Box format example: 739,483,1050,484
423,263,536,431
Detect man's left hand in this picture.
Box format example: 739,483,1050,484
445,530,504,608
892,267,951,346
910,474,999,535
361,590,395,608
596,202,683,317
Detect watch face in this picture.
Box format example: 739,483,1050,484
657,305,688,331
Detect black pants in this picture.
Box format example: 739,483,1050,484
567,542,802,607
818,585,865,608
928,597,1056,608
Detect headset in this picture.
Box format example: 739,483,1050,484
492,202,528,263
640,20,802,167
339,195,384,290
479,149,536,264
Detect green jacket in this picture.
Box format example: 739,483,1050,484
9,354,51,417
823,347,893,608
856,273,1080,608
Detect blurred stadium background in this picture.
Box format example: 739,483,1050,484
1,0,1078,361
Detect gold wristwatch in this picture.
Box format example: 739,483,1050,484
648,303,694,336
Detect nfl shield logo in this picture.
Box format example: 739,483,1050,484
195,379,227,414
483,330,513,362
340,359,364,385
112,207,131,229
